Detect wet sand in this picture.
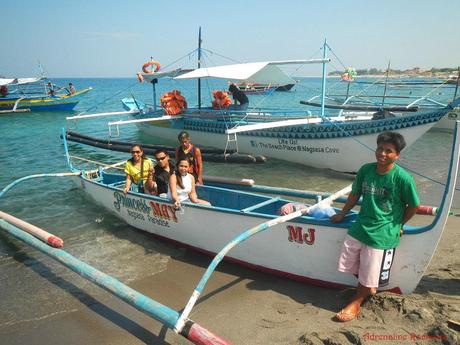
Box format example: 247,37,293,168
1,214,459,345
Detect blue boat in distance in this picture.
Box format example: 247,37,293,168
0,76,91,113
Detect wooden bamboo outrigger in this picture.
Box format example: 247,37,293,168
0,216,230,345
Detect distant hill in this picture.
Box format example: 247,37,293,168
329,67,459,78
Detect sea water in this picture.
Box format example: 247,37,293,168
0,77,458,329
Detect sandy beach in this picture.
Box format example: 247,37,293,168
1,209,459,345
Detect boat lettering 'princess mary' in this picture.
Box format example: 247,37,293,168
62,121,460,295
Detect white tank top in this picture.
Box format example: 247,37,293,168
168,173,192,202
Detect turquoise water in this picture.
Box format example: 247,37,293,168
0,77,458,330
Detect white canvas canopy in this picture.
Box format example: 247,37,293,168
141,68,191,83
0,77,43,86
174,59,329,85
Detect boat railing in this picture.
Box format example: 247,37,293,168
407,96,448,108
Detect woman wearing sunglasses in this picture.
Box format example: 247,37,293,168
124,145,155,194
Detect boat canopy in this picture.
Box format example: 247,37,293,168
174,59,330,85
0,77,44,86
141,68,192,83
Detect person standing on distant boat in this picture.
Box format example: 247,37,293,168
175,131,203,185
330,131,419,322
228,83,249,110
150,149,175,196
0,85,8,97
68,82,76,95
124,144,155,194
47,82,55,96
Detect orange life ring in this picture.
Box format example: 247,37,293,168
142,60,161,74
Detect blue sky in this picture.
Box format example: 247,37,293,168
2,0,459,77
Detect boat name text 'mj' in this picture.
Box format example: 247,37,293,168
287,225,315,245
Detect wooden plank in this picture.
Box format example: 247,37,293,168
241,197,280,213
108,115,182,126
447,319,460,332
0,108,30,114
66,109,138,120
225,117,321,134
300,100,419,112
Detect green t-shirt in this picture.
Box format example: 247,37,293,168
348,163,420,249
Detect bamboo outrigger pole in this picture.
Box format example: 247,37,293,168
198,26,202,110
0,172,81,199
0,217,231,345
174,183,352,334
0,211,63,248
320,38,328,119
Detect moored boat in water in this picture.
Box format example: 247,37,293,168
68,36,460,173
61,120,460,295
0,77,92,112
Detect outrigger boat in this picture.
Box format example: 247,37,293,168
235,82,295,95
60,120,460,295
68,35,460,173
0,124,457,344
0,77,91,112
302,66,460,132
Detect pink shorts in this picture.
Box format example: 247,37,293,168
338,234,395,288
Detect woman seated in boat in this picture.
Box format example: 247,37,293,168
124,144,156,194
167,159,211,209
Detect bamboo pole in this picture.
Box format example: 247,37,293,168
0,211,63,248
174,184,352,333
0,219,230,345
66,109,138,120
0,172,81,199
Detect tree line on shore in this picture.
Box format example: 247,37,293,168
329,66,458,77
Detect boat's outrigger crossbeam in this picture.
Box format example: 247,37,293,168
107,115,183,137
66,109,139,121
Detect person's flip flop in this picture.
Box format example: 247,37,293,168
335,308,360,322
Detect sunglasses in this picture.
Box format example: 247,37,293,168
156,156,167,161
131,150,141,154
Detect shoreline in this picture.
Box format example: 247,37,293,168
1,212,459,345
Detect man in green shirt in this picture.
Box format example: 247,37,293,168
331,131,420,322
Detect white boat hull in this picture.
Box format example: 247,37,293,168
76,166,456,294
433,110,459,131
137,119,437,173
